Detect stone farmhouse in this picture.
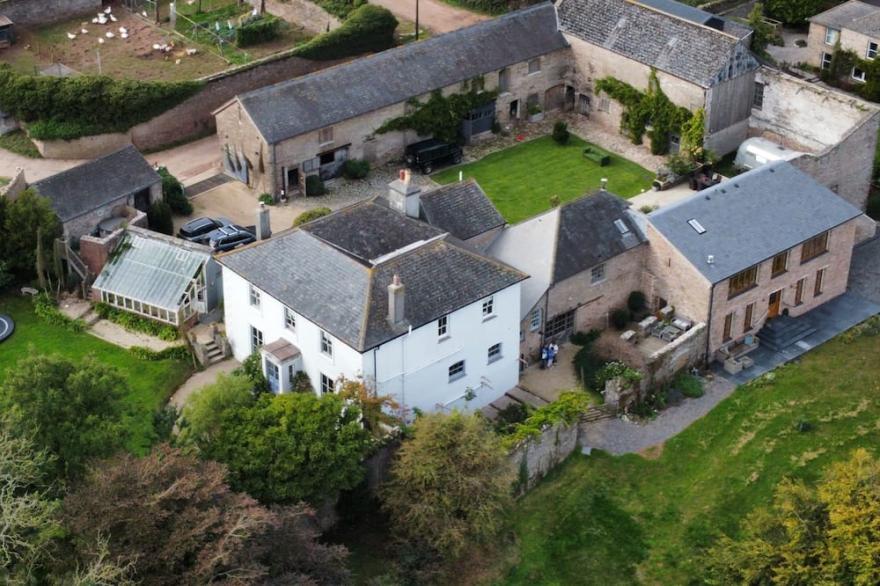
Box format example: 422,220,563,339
807,0,880,76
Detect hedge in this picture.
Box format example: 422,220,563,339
293,207,332,227
296,4,398,61
315,0,367,19
158,167,192,216
236,15,282,47
95,302,180,341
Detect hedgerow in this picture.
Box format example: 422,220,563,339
296,4,398,60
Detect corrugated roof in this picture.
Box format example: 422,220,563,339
237,3,568,144
92,230,211,311
647,161,864,283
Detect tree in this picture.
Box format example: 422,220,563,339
382,412,514,559
157,166,192,216
706,449,880,585
765,0,823,25
178,372,255,446
187,390,371,505
336,378,400,439
147,200,173,235
63,445,350,586
0,354,129,482
747,3,775,57
0,189,61,278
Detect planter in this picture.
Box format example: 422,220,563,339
528,112,544,122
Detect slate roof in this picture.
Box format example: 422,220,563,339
219,204,526,351
31,146,160,223
235,3,568,144
419,180,505,240
648,161,863,283
809,0,880,36
557,0,758,87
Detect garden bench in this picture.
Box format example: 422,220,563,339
583,146,610,166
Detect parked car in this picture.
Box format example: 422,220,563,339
178,217,231,243
207,225,255,252
404,138,463,174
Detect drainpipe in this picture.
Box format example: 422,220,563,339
269,141,277,195
705,282,716,365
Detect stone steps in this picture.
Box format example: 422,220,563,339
582,404,616,423
204,340,224,364
758,315,817,352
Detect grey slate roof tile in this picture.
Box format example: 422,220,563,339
809,0,880,36
647,161,864,283
236,4,568,144
31,145,160,222
419,180,505,240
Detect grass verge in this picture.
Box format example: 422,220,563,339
0,129,42,158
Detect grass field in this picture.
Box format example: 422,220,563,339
432,136,655,224
0,295,192,454
495,326,880,584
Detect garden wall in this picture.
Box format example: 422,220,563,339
0,0,99,26
509,421,580,495
641,322,707,392
33,131,131,159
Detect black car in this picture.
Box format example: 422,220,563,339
207,225,256,252
178,217,231,243
404,138,463,174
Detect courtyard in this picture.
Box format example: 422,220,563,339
432,134,655,223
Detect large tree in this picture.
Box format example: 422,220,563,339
63,445,350,586
381,411,514,559
181,381,370,505
765,0,825,25
0,354,129,482
0,189,61,278
707,448,880,585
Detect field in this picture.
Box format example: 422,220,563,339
432,135,655,223
495,326,880,584
0,295,192,453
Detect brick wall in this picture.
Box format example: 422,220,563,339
0,0,99,25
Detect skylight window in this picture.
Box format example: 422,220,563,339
687,219,706,234
613,219,630,235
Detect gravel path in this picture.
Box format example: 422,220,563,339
580,374,737,455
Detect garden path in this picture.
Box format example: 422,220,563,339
170,358,240,409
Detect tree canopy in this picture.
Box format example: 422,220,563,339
0,189,61,279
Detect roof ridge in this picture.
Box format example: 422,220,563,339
625,0,741,41
31,145,142,185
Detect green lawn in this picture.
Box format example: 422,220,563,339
0,295,192,454
433,136,655,224
497,327,880,584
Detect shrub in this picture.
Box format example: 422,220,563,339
305,175,326,197
343,158,370,179
572,330,606,389
674,372,704,398
128,345,191,361
291,371,313,393
552,121,570,145
492,401,530,435
627,290,647,314
570,329,600,346
33,293,85,332
233,352,270,394
596,361,643,388
610,307,631,330
867,190,880,221
235,14,282,47
296,5,398,61
258,193,275,206
293,207,332,227
527,102,542,116
502,392,592,449
315,0,367,19
94,302,180,340
158,166,192,216
147,200,173,235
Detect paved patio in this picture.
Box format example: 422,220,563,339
518,343,584,403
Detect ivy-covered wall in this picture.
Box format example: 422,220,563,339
820,46,880,103
376,88,498,143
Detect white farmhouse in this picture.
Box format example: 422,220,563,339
217,176,525,415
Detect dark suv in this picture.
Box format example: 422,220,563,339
178,217,231,243
207,225,256,252
405,138,463,174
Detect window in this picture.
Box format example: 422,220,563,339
598,96,610,113
470,76,484,92
320,373,335,394
487,343,502,364
528,58,541,74
753,82,764,110
318,127,333,145
728,265,758,299
868,41,878,60
821,52,833,70
723,312,733,342
498,68,510,93
825,27,839,45
529,307,542,332
744,302,755,331
801,231,829,264
437,315,449,338
288,364,296,386
249,285,261,307
448,360,466,382
771,251,788,278
545,309,575,338
284,307,296,331
482,296,495,318
591,263,606,284
814,267,826,297
852,67,867,82
795,278,806,306
687,218,706,234
320,330,333,357
250,326,263,352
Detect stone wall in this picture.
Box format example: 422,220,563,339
508,421,580,495
642,321,707,391
642,222,712,323
0,167,26,200
0,0,99,26
33,131,132,160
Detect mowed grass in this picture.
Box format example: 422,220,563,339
497,329,880,584
433,136,654,223
0,295,192,454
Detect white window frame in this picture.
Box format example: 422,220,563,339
250,326,263,352
529,307,542,332
448,360,466,382
487,343,502,364
852,66,867,82
481,296,495,319
821,52,833,70
320,373,335,394
591,263,607,284
437,315,449,339
868,41,878,60
284,307,296,331
527,57,541,74
249,285,261,308
825,27,839,46
320,330,333,357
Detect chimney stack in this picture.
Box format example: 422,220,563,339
256,203,271,240
388,169,421,218
387,274,405,327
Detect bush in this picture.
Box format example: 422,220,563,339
296,5,398,61
147,201,173,235
158,166,192,216
128,345,191,361
674,373,704,398
233,352,270,394
492,402,530,435
627,290,647,314
343,158,370,180
293,207,332,227
235,15,282,47
258,193,275,206
572,330,606,389
610,307,631,330
305,175,326,197
33,293,85,332
94,303,180,340
570,329,600,346
552,121,570,145
314,0,367,19
527,102,542,116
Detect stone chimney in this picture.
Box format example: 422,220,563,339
256,203,271,240
387,274,405,326
388,169,421,218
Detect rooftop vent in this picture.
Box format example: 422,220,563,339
707,254,715,264
688,218,706,234
613,218,630,234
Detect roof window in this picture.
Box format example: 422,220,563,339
687,219,706,234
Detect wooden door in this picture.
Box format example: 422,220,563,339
768,290,782,319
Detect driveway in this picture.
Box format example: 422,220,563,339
147,134,222,186
0,149,84,182
368,0,488,34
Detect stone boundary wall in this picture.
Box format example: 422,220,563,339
0,0,99,26
508,421,581,495
641,322,708,392
0,167,26,199
33,131,132,159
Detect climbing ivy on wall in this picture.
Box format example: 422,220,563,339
595,70,694,155
376,89,498,144
822,45,880,103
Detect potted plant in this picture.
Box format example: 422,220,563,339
527,102,543,122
